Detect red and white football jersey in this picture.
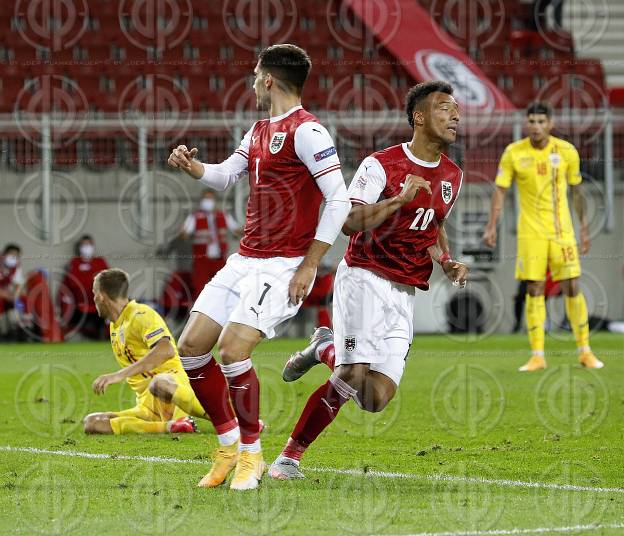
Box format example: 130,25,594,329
345,143,463,289
234,105,341,258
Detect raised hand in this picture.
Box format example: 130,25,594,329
396,174,431,206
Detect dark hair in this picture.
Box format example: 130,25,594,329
405,81,454,128
94,268,129,300
3,243,21,255
526,102,552,117
258,44,312,95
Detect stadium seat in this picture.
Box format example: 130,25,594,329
608,87,624,107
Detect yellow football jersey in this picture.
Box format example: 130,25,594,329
109,300,185,393
495,135,581,240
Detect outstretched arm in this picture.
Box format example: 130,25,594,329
167,124,254,191
92,338,175,395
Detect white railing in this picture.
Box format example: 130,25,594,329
0,109,620,239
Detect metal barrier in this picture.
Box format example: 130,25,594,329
0,109,620,239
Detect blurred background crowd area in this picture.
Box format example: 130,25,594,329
0,0,622,342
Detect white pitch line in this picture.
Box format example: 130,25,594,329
2,445,624,495
383,522,624,536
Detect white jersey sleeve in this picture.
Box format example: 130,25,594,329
199,123,254,191
348,156,387,205
294,122,341,179
294,121,350,245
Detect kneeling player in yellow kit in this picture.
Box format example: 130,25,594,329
483,102,603,371
83,268,210,434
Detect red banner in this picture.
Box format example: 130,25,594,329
345,0,515,111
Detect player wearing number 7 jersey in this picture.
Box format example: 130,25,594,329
166,44,351,490
269,81,469,480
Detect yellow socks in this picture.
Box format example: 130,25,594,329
110,417,167,434
565,293,590,351
171,383,208,420
525,294,546,355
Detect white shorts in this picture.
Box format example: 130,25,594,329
192,253,305,339
333,260,415,386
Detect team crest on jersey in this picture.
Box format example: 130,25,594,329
269,132,287,154
441,181,453,204
345,336,356,352
548,152,561,167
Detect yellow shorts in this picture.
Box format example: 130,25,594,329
115,372,188,422
516,236,581,282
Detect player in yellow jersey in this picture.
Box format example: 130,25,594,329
83,268,211,434
483,102,603,372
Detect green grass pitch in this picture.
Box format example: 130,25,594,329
0,333,622,535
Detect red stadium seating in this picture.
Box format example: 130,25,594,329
0,0,609,116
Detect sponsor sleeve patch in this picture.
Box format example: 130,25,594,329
145,327,164,340
313,146,337,162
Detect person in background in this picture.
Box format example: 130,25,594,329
181,189,241,299
0,244,26,340
59,234,109,339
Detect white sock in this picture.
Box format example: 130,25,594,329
239,439,261,453
531,350,545,357
217,426,240,447
578,345,591,354
315,341,332,362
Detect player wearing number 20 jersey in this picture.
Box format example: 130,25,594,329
270,81,469,481
346,143,463,289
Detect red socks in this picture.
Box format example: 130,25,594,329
318,342,335,370
180,353,237,434
221,359,261,445
283,373,356,460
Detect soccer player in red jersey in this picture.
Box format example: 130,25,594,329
167,44,350,490
269,81,469,479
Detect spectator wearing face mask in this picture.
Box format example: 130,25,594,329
0,243,25,315
180,190,241,299
59,235,109,339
